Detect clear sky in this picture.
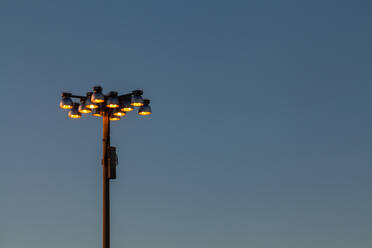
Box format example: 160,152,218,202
1,0,372,248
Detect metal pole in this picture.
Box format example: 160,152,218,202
102,112,110,248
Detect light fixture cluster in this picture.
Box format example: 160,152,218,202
59,86,152,120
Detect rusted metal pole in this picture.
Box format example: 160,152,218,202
102,112,110,248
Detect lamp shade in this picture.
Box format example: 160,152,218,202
79,101,92,113
113,109,126,117
85,93,99,109
110,115,120,121
68,104,81,118
106,91,120,108
92,86,105,103
59,97,73,109
131,94,143,107
92,108,102,117
138,99,152,115
121,101,134,112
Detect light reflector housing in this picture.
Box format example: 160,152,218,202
79,100,92,113
92,86,105,103
113,109,126,117
131,90,144,107
86,92,99,109
92,108,102,117
68,103,82,119
121,101,134,112
110,115,120,121
59,92,73,109
106,91,120,108
138,99,152,115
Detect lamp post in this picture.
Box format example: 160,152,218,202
59,86,152,248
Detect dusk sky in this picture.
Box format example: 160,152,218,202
1,1,372,248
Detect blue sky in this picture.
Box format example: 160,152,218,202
1,1,372,248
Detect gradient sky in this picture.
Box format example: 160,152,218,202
1,1,372,248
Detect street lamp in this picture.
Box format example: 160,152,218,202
59,86,152,248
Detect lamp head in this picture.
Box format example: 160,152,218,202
131,90,144,107
92,86,105,103
110,114,120,121
59,92,73,109
92,108,103,117
68,103,82,119
113,109,127,117
86,92,99,109
138,99,152,115
79,99,92,113
106,91,120,108
121,100,134,112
